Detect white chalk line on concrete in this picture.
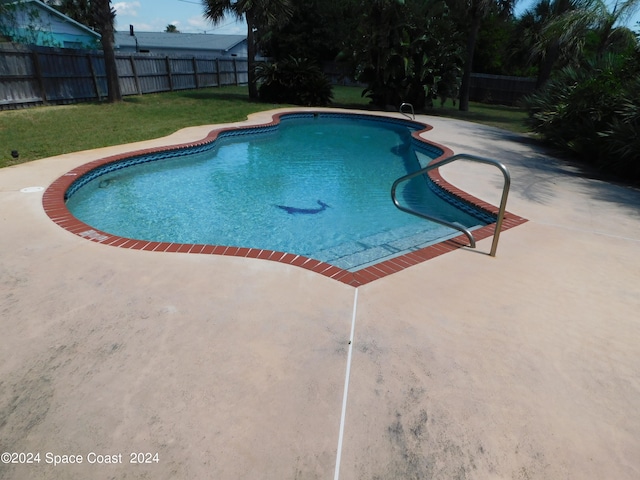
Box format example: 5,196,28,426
333,287,359,480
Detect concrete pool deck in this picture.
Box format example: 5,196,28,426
1,109,639,479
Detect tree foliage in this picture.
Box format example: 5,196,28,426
449,0,516,110
201,0,293,99
45,0,100,31
473,13,516,75
523,48,640,180
258,0,463,110
0,1,55,46
255,57,333,106
347,0,463,110
260,0,358,65
513,0,640,87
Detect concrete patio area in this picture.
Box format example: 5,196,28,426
1,109,639,480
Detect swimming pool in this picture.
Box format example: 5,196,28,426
61,113,490,270
44,110,526,285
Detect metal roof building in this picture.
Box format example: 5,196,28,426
114,31,247,58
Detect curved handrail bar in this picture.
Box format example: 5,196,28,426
391,153,511,256
399,102,415,120
391,177,477,249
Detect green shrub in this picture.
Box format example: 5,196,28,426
255,57,333,106
523,52,640,181
599,79,640,179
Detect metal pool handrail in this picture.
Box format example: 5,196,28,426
399,103,415,120
391,153,511,257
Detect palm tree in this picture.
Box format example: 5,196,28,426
165,24,180,33
49,0,97,29
457,0,516,111
93,0,121,102
520,0,580,88
525,0,639,88
588,0,640,56
201,0,293,99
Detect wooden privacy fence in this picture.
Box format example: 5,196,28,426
0,45,249,110
1,45,534,110
469,73,536,106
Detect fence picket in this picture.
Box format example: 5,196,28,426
0,45,249,110
31,51,47,103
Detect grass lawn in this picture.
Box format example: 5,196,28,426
331,86,529,133
423,99,530,133
0,85,528,168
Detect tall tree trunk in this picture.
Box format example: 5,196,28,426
536,41,559,89
459,10,482,112
535,0,575,89
94,0,121,103
246,10,258,100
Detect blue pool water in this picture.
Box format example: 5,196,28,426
66,113,492,271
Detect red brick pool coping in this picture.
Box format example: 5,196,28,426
43,111,527,287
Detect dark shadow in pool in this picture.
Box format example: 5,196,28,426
274,200,330,215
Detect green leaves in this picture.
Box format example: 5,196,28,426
255,57,333,106
352,0,462,109
524,50,640,181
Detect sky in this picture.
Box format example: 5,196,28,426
113,0,247,35
514,0,640,29
113,0,638,36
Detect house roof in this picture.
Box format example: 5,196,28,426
2,0,101,39
114,32,246,52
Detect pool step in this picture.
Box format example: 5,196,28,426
311,224,466,272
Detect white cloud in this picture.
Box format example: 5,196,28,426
113,2,246,34
114,1,141,17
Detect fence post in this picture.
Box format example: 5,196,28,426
233,58,238,86
215,58,221,87
192,57,199,89
87,53,101,100
165,56,173,91
130,55,141,94
31,51,48,103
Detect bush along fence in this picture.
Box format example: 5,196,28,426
0,44,249,110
